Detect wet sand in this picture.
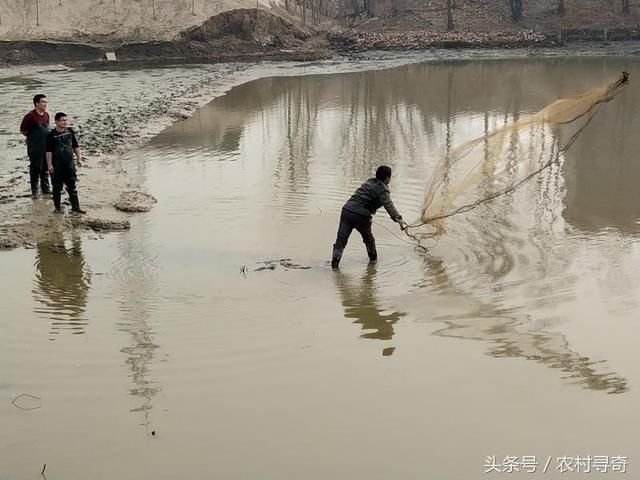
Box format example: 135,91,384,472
2,53,640,479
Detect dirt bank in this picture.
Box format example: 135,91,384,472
6,5,640,67
0,0,286,42
0,9,330,66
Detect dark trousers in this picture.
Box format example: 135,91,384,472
28,152,50,194
332,208,377,266
52,161,80,211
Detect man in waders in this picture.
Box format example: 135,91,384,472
20,94,51,196
46,112,86,214
331,165,407,269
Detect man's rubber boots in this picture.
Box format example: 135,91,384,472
53,191,62,211
366,244,377,263
331,246,343,269
69,193,86,214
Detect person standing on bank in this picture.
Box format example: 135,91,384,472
20,94,51,196
332,166,407,269
46,112,86,214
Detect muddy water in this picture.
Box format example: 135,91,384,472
3,56,640,479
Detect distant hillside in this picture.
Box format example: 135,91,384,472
0,0,289,41
3,0,640,63
3,0,640,43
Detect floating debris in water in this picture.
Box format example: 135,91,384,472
255,258,311,271
11,393,41,410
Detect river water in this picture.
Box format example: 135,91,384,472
2,55,640,479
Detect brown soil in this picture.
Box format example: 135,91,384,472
181,8,314,44
0,40,103,65
4,3,640,67
0,9,330,66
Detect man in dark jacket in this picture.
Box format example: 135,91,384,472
20,94,51,196
46,112,86,214
332,165,407,269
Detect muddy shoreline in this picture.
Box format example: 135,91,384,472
0,39,332,67
1,55,414,251
4,27,640,68
0,62,256,250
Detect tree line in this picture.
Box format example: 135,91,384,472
303,0,636,29
507,0,631,23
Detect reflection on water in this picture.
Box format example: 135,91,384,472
421,254,628,394
434,310,628,394
334,263,406,356
153,58,640,230
33,231,91,339
146,57,640,393
114,213,161,430
6,56,640,480
562,79,640,235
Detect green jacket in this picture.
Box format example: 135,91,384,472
344,178,403,222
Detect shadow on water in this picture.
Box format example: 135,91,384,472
33,230,91,339
334,263,407,357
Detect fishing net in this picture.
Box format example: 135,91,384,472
409,71,629,241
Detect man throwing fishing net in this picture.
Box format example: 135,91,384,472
332,166,408,269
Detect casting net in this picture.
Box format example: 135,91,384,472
409,71,629,241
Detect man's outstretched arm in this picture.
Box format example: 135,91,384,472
381,191,408,230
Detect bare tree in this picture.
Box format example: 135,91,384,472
623,0,630,14
510,0,523,21
447,0,454,30
350,0,360,16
